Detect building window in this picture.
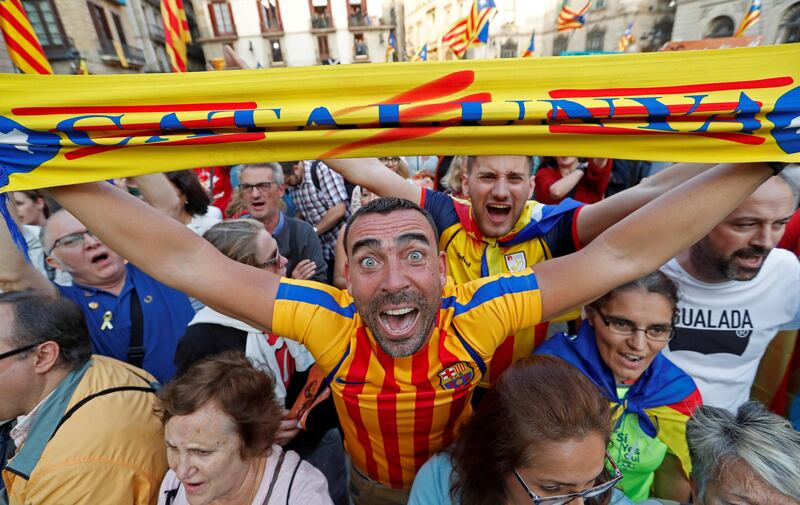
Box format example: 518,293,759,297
23,0,67,49
317,34,330,57
586,28,605,51
777,2,800,44
88,2,115,55
310,0,332,29
269,39,283,62
208,1,237,37
553,35,568,55
259,0,282,32
354,33,368,57
593,0,607,9
349,0,367,27
111,12,128,45
500,39,516,58
704,16,734,38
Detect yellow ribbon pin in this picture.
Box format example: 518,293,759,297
100,310,114,331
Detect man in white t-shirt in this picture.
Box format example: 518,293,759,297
661,175,800,412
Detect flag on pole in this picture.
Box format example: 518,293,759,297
386,30,396,62
618,21,634,52
161,0,191,72
468,0,497,45
522,31,535,57
411,43,427,61
735,0,761,37
442,17,469,59
0,0,53,74
557,1,591,32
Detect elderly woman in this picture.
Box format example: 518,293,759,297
174,218,348,505
157,351,332,505
537,271,700,502
409,355,654,505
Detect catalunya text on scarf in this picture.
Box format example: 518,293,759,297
1,44,799,192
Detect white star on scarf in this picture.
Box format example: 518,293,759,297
0,128,34,154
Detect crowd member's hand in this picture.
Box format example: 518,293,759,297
275,416,300,446
291,259,317,280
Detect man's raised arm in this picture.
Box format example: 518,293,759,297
575,163,716,245
322,158,421,204
0,200,55,295
536,163,774,321
48,182,281,331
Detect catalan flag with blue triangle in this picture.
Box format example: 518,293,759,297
522,31,535,57
0,0,53,74
468,0,496,45
386,30,396,62
557,0,590,32
735,0,761,37
411,43,427,62
618,21,634,52
536,323,702,480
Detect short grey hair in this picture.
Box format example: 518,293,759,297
239,162,284,186
687,401,800,502
778,165,800,208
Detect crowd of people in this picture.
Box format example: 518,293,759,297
1,155,799,505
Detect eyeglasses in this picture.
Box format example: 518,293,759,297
257,246,282,270
513,451,623,505
596,310,675,342
48,229,96,255
239,182,274,194
0,343,39,362
379,157,401,164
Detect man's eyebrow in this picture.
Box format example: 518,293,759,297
396,232,431,248
350,237,381,256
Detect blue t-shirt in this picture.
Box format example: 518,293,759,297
57,263,194,383
409,452,653,505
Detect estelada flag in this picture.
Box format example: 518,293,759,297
0,44,798,195
0,0,53,74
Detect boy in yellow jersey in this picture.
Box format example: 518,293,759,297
324,156,717,388
43,162,775,504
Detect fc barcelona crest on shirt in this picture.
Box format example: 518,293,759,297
505,251,527,272
438,361,475,390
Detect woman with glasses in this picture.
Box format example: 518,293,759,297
536,271,699,502
409,355,644,505
172,219,349,505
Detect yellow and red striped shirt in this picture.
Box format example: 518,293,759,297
272,270,543,489
422,188,582,386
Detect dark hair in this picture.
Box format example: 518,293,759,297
466,156,534,175
166,170,210,216
157,351,283,459
0,290,91,369
451,355,613,505
342,197,439,253
16,190,51,219
587,270,679,321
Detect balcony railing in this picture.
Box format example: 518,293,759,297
122,43,146,66
311,13,333,30
97,38,145,67
349,12,367,27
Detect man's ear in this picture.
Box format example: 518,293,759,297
45,253,69,273
33,341,61,374
461,172,470,197
438,250,447,286
528,175,535,199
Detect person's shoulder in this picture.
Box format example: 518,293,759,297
765,247,800,269
409,452,455,505
285,215,316,234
